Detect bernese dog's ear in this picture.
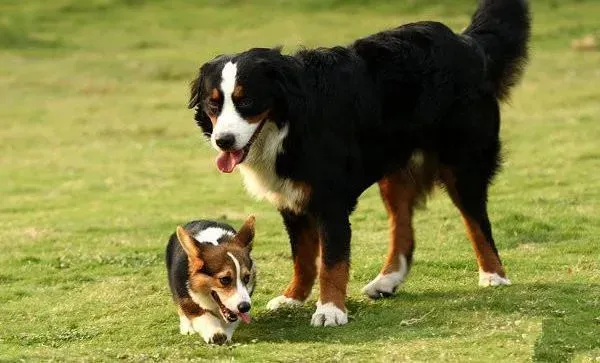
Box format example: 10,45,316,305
188,75,201,109
262,50,305,124
194,109,213,137
188,64,207,110
188,64,213,137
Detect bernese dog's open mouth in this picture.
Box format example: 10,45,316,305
210,291,251,324
215,119,266,173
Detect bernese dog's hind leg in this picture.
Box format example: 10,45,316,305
440,167,510,287
267,211,319,310
363,170,419,299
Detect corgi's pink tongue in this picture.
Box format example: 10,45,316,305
238,312,251,324
216,150,245,173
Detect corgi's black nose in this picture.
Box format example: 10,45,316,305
215,133,236,150
237,301,251,313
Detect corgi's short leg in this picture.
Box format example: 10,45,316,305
177,305,195,335
178,312,195,335
223,320,240,342
191,314,228,345
177,298,227,344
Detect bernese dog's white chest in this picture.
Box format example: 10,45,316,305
238,123,308,213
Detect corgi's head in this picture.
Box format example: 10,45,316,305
176,216,256,324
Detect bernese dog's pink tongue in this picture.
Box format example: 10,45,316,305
238,312,251,324
216,150,245,173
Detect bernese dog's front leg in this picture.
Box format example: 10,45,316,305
267,211,319,310
310,208,350,327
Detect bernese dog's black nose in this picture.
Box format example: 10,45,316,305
237,301,251,313
215,133,236,150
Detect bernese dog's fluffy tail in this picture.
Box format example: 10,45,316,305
464,0,531,101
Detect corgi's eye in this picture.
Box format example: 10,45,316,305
242,274,251,285
219,276,232,286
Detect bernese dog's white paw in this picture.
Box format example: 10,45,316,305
192,315,229,345
310,301,348,327
479,270,511,287
362,272,405,299
179,315,195,335
266,295,303,311
362,254,408,299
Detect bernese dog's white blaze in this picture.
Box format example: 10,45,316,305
479,270,511,287
178,314,194,335
191,314,230,344
310,301,348,327
193,227,234,245
266,295,304,310
212,62,261,152
362,254,409,298
221,252,252,313
239,123,308,213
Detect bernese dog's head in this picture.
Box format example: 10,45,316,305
188,47,303,173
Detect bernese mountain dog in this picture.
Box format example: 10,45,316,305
188,0,530,326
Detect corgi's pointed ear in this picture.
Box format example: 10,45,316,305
233,215,255,250
176,226,204,268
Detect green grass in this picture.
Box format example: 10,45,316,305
1,0,599,361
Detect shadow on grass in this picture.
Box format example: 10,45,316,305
238,282,599,361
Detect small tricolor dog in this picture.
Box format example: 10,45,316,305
165,216,256,344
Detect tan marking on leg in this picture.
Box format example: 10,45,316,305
283,222,319,301
440,167,505,277
462,216,505,276
378,170,418,275
319,261,348,311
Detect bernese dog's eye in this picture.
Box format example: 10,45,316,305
219,276,232,286
242,274,251,285
237,97,253,108
206,100,219,114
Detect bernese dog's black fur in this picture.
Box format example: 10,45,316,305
188,0,531,324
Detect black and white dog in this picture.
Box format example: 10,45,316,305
188,0,530,326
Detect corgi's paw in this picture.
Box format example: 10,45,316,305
310,301,348,327
207,333,228,345
192,315,229,345
179,315,194,335
266,295,303,311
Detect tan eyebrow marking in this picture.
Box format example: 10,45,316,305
210,88,220,102
232,85,244,101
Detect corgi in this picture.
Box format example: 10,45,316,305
166,216,256,344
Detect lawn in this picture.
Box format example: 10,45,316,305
1,0,599,361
